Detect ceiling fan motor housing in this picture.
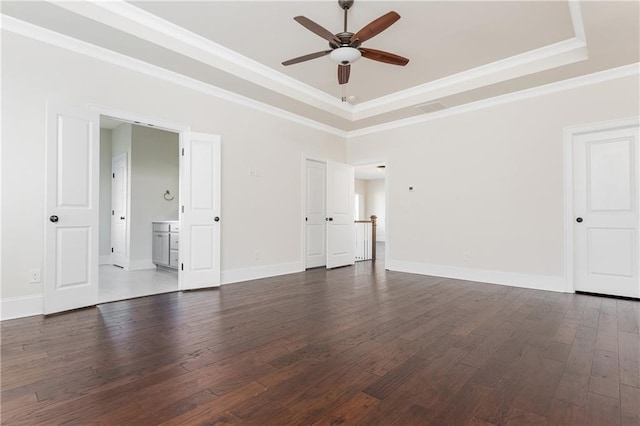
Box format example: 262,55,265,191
338,0,354,10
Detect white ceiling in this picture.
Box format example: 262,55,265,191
2,1,638,132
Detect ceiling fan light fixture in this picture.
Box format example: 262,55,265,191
330,47,361,65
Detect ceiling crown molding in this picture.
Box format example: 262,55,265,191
50,0,352,117
47,0,588,123
1,14,348,138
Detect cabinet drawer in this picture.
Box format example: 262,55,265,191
169,250,179,267
170,223,180,232
153,223,170,232
170,234,179,250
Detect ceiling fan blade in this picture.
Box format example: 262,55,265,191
360,48,409,66
338,64,351,85
350,11,400,44
294,16,340,44
282,50,332,66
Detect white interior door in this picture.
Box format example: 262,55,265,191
45,104,100,314
574,125,639,298
326,161,355,268
305,160,326,268
111,153,127,267
180,132,221,290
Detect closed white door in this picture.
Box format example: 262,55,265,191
45,104,100,314
305,160,326,268
180,132,221,290
111,153,127,267
326,161,355,268
574,125,639,298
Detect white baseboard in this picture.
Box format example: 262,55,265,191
386,260,567,293
1,295,44,320
99,255,112,265
221,262,303,285
126,259,156,271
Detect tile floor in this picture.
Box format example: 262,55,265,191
99,265,179,304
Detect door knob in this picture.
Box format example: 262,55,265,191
329,217,334,221
49,215,59,223
214,216,220,222
576,217,583,223
120,216,125,220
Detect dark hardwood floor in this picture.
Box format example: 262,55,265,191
1,257,639,425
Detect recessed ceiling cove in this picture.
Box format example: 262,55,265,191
1,1,638,131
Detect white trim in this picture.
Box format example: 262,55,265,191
99,255,112,265
562,116,640,294
1,295,44,321
91,105,191,132
568,1,587,43
221,262,303,285
386,260,567,293
3,14,637,139
46,0,589,122
53,0,350,117
351,37,588,120
1,15,347,138
348,63,640,138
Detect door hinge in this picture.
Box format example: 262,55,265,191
182,205,184,213
112,210,114,216
181,148,184,156
181,263,184,271
111,247,114,253
112,173,115,178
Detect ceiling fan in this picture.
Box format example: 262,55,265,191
282,0,409,86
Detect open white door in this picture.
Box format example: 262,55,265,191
305,159,327,268
574,125,639,298
180,132,221,290
45,104,100,314
110,153,127,267
326,161,355,268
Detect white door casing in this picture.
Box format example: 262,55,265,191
45,104,100,314
305,160,326,268
110,153,127,267
326,161,355,268
180,132,221,290
573,125,639,298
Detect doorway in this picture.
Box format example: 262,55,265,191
98,117,180,303
354,163,387,264
44,104,222,315
566,118,639,298
303,158,355,269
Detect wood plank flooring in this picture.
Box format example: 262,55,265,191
2,261,639,425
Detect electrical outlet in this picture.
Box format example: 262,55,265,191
29,269,41,283
463,253,471,263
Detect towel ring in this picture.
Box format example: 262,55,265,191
163,190,174,201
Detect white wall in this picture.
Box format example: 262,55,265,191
129,125,179,268
354,179,367,220
349,74,639,292
365,179,386,242
99,129,112,261
1,31,346,304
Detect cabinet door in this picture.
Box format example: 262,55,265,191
153,233,169,266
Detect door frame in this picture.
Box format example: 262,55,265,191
350,159,390,263
90,104,191,291
562,116,640,293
